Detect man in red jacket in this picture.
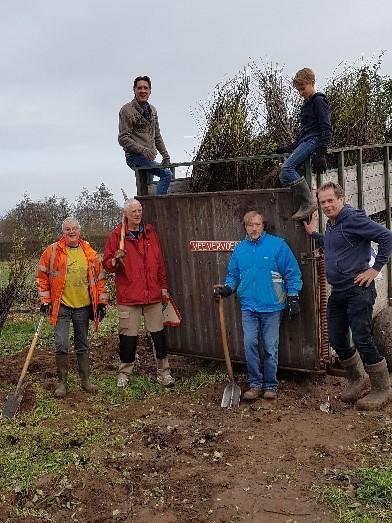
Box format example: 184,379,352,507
103,199,174,387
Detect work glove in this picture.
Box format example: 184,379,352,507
97,304,106,322
113,249,126,267
214,286,233,302
287,296,300,320
312,150,327,175
40,303,51,316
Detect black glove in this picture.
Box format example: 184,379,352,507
287,296,300,320
214,286,233,302
40,303,51,316
97,304,106,322
312,151,327,175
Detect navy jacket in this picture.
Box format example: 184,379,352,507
294,93,332,151
312,205,392,291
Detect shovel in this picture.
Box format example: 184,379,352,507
2,316,44,419
214,287,241,408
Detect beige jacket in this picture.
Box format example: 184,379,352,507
118,98,170,160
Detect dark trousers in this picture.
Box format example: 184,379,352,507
327,283,382,365
54,305,90,355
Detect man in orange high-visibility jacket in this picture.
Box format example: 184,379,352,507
37,217,108,398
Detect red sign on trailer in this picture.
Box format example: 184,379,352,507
189,240,239,252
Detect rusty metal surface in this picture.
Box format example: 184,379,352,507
139,189,320,371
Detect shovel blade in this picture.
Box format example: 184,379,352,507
221,382,241,409
2,391,23,420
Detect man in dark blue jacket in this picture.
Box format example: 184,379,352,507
215,211,302,401
304,182,392,410
279,68,332,221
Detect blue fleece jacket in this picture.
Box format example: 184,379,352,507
294,92,332,151
224,233,303,312
312,205,392,291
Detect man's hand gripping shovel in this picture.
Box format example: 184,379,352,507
213,284,241,409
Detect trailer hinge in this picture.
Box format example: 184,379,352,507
300,251,320,264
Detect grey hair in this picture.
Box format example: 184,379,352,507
124,198,142,211
62,217,81,232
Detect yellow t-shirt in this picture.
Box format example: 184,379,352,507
61,246,91,308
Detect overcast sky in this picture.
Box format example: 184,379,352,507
1,0,391,214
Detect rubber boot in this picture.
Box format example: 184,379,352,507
340,351,370,403
356,359,392,410
290,177,318,221
156,358,175,387
117,362,134,387
77,353,97,393
54,354,68,398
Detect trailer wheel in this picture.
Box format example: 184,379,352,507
373,307,392,372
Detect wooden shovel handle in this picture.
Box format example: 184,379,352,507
15,316,44,394
214,286,234,382
119,215,126,251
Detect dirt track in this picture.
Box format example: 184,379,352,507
0,342,390,522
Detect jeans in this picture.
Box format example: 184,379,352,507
327,283,382,365
126,154,171,195
241,310,282,390
54,305,90,355
279,137,320,186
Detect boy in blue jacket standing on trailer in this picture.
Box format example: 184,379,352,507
214,211,303,400
278,68,332,221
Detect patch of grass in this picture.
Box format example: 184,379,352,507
23,383,64,423
174,368,229,393
96,375,162,405
0,409,112,491
0,317,54,356
317,467,392,523
354,468,392,510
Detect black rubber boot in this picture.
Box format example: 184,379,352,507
340,351,370,403
290,177,318,221
76,353,97,393
54,354,69,398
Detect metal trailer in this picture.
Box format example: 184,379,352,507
134,144,392,373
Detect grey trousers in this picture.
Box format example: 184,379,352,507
54,304,90,355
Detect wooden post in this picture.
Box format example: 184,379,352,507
356,148,364,209
337,150,345,193
384,145,392,305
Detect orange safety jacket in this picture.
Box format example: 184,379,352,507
36,237,108,331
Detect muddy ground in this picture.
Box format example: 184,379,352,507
0,339,391,523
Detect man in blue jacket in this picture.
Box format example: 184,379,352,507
214,211,303,400
304,182,392,410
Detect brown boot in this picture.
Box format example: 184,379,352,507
290,177,318,221
340,351,370,403
356,359,392,410
77,353,97,393
156,358,175,387
54,354,68,398
243,387,262,400
263,389,277,400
